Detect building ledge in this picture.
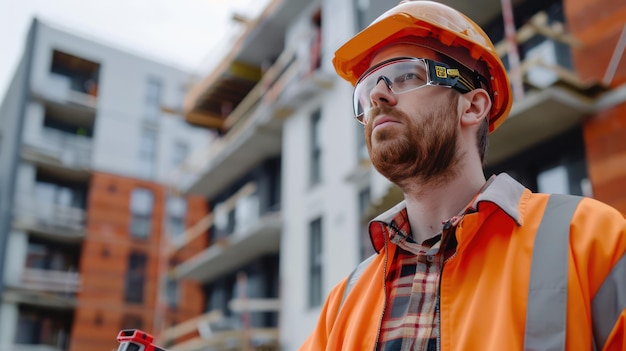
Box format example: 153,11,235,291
169,328,279,351
12,220,86,243
183,107,283,198
174,212,282,282
2,288,77,309
21,147,91,181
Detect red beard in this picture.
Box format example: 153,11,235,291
364,96,461,189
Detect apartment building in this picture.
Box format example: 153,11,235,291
163,0,626,350
0,19,211,351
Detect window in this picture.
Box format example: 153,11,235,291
144,78,162,121
310,109,322,185
166,196,187,243
50,50,100,96
138,129,157,179
354,0,370,31
172,141,189,169
205,276,237,318
485,127,589,196
175,85,187,112
165,278,179,309
130,188,154,238
15,307,72,348
536,158,590,196
125,252,147,303
308,217,323,307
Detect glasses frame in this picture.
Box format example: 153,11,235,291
352,57,475,124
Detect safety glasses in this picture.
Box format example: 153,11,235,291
353,57,475,124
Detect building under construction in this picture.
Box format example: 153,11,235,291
131,0,626,350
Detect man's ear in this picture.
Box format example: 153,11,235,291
459,88,491,128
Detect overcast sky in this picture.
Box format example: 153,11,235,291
0,0,269,99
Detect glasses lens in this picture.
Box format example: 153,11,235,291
353,59,429,124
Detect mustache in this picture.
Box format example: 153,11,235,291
367,106,407,124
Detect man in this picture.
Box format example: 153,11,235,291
300,1,626,350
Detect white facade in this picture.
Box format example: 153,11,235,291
27,21,210,183
278,1,393,349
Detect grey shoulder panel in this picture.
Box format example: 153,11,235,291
524,194,582,351
339,254,377,310
592,253,626,349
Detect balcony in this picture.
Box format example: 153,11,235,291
20,268,81,294
3,270,79,308
32,73,98,111
159,300,280,351
13,200,87,241
182,51,286,198
13,308,72,351
183,48,333,199
486,11,606,165
181,0,324,199
32,49,100,113
173,182,282,282
22,127,93,173
174,210,281,283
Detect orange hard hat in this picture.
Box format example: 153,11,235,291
333,1,512,132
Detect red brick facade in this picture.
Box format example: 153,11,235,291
566,0,626,213
69,172,206,351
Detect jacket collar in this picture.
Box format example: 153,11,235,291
470,173,526,226
368,173,528,252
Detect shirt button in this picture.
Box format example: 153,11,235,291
426,255,434,262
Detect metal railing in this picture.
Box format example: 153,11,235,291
494,11,595,94
21,267,81,294
14,200,86,233
159,298,281,351
25,128,93,169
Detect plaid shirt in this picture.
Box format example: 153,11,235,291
373,207,459,351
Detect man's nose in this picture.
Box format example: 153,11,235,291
369,76,397,108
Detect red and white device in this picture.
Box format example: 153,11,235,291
116,329,167,351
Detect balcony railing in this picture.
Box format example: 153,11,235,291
181,41,332,197
23,128,93,169
493,11,595,94
33,73,98,109
13,200,86,234
170,182,259,252
20,268,81,294
208,47,300,160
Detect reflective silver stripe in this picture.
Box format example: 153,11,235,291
524,194,581,351
340,254,376,309
592,253,626,349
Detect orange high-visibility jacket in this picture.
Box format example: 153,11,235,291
300,174,626,351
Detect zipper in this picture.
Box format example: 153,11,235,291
373,233,389,351
438,218,460,351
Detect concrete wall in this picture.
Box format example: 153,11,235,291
0,28,31,315
0,302,18,350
